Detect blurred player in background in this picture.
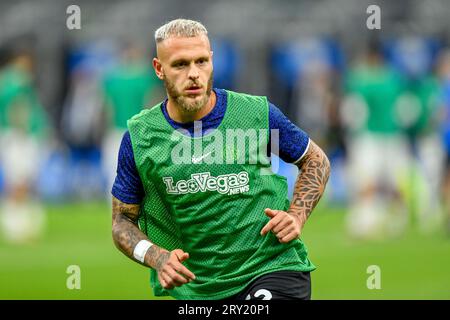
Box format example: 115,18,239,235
101,41,162,196
111,19,330,300
0,48,48,244
343,41,410,239
391,37,442,233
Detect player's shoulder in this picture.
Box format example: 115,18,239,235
223,89,268,105
224,88,267,99
128,103,163,123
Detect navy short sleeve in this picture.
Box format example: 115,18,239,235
111,131,144,204
268,102,310,163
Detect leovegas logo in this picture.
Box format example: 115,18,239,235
162,171,250,195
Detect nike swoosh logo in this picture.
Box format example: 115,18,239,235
192,151,213,164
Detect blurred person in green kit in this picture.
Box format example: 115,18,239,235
342,41,410,239
396,64,441,234
0,48,48,244
101,41,162,195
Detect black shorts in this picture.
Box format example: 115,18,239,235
225,271,311,300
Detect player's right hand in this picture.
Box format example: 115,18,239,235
156,249,196,290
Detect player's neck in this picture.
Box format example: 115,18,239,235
167,91,216,123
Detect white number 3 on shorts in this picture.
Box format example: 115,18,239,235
245,289,273,300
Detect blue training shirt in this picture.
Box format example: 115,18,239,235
112,88,310,204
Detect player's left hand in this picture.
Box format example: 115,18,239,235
260,208,304,243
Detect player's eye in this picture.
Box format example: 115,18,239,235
173,61,188,68
196,58,208,65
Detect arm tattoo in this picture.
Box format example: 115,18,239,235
288,141,331,224
111,196,169,269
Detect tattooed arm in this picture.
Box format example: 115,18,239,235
289,140,330,224
112,196,195,288
261,140,330,243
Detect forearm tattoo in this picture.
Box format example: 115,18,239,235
288,141,331,224
112,197,168,269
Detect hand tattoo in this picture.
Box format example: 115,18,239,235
146,246,170,271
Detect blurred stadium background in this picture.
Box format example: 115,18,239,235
1,0,450,299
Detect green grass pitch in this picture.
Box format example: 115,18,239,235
0,201,449,299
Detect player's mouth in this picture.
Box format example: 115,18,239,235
185,84,203,95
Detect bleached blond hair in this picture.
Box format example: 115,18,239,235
154,19,208,43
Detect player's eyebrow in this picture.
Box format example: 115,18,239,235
170,58,189,66
170,55,209,66
196,56,210,62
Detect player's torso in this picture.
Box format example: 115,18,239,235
136,91,280,254
129,90,314,298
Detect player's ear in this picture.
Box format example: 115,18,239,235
152,57,164,79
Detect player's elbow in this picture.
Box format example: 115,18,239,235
318,147,331,186
299,141,331,182
111,225,119,247
111,218,122,248
323,151,331,175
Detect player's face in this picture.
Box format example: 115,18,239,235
154,35,213,113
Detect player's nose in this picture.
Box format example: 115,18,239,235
187,65,200,79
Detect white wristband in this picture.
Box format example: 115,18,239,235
133,240,153,263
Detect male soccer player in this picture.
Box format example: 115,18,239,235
111,19,330,300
